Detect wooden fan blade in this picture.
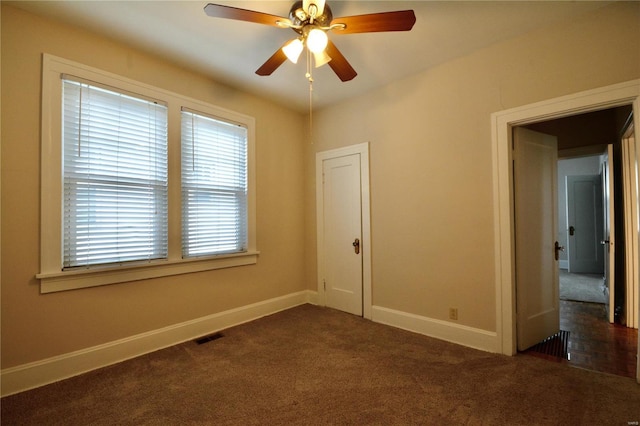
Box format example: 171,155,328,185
204,3,290,27
255,46,288,76
331,10,416,34
325,40,357,82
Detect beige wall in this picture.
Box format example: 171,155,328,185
305,1,640,332
1,5,306,368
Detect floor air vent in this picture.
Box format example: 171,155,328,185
194,332,224,345
528,330,570,359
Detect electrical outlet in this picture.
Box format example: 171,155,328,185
449,308,458,321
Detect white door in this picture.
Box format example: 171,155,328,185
566,175,604,274
602,145,616,323
321,154,363,316
514,127,560,351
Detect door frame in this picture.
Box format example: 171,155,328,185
491,79,640,356
316,142,372,319
622,120,639,329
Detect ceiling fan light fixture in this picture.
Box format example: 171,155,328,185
313,50,332,68
306,28,328,53
283,38,304,63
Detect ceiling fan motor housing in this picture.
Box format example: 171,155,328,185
289,0,333,32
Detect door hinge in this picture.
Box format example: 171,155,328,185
323,279,326,291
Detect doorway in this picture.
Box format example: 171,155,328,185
556,156,608,308
316,142,372,319
515,109,636,375
491,79,640,383
515,134,637,377
525,109,633,324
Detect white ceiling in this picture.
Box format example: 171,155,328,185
8,1,612,112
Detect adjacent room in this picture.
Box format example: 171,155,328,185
2,1,639,423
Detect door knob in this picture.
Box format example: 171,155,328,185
352,238,360,255
554,241,565,261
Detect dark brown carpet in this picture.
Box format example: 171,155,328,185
2,304,639,425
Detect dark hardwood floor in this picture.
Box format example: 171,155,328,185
524,300,638,378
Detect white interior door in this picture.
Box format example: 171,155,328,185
321,154,363,316
602,145,616,323
514,127,560,351
566,175,604,274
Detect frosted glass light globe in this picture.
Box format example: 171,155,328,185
306,28,328,53
282,38,304,63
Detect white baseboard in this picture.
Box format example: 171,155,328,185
371,305,499,353
1,290,317,397
559,260,569,270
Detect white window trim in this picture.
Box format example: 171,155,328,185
37,54,257,293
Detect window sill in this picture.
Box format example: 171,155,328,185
36,251,260,293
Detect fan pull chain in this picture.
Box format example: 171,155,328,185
305,49,314,143
309,80,313,142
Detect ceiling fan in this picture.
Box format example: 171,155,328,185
204,1,416,82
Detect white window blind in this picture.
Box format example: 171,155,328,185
181,109,248,257
62,78,168,268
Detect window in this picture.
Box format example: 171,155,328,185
62,78,168,268
38,54,257,293
181,109,248,257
